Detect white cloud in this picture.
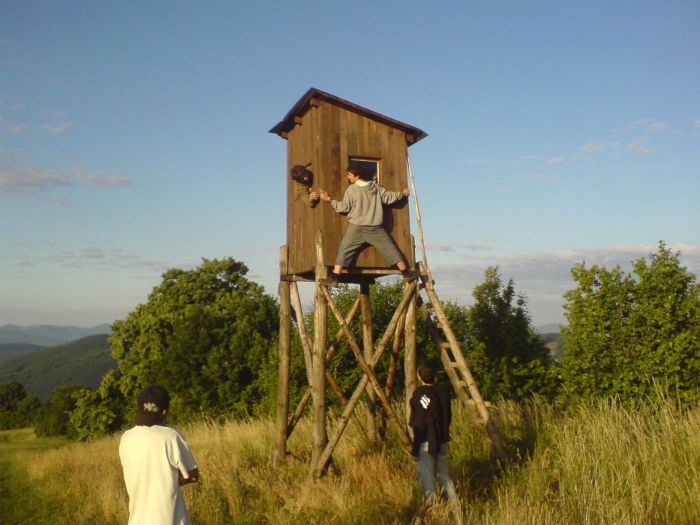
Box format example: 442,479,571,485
630,118,667,134
10,246,170,273
426,244,700,326
626,140,652,155
5,122,28,134
580,141,617,155
524,172,564,183
0,165,73,192
646,121,667,133
81,173,132,189
0,164,132,193
428,242,491,253
546,156,566,165
39,121,72,135
467,157,495,165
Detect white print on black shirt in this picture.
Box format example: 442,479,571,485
420,394,431,409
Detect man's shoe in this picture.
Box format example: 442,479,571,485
319,274,339,287
402,269,420,282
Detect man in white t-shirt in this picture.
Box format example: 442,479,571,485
119,386,200,525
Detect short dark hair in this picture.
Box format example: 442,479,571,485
417,361,436,384
135,385,170,426
346,165,363,178
290,165,313,186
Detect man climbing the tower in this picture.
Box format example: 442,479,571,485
310,165,418,286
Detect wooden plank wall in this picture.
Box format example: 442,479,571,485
286,101,414,276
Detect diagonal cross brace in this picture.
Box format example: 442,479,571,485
287,296,364,437
313,280,417,476
291,281,314,387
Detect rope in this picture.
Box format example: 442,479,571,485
406,153,433,282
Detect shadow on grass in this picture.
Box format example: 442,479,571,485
452,403,543,505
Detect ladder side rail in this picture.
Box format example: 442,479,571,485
423,282,508,461
416,297,471,407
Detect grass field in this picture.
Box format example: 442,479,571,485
1,397,698,524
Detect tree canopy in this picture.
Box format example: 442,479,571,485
462,267,557,401
55,244,699,441
112,258,279,419
71,258,279,439
34,385,89,438
0,381,40,429
560,242,700,404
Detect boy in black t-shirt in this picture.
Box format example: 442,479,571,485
409,362,458,502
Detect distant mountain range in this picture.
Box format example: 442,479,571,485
0,334,116,401
540,333,564,359
0,323,112,347
536,324,563,334
0,343,44,361
0,322,562,400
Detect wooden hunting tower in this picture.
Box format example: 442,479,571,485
270,89,505,479
270,87,427,279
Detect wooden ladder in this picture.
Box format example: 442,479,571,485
416,268,507,462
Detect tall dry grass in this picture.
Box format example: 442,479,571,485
2,397,699,524
474,398,700,525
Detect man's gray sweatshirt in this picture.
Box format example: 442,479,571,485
330,180,404,226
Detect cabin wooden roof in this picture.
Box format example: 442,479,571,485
269,87,428,145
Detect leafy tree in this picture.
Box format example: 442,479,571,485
463,267,556,401
68,370,126,441
107,258,279,423
34,385,89,438
0,381,39,429
0,381,27,411
560,242,700,404
16,395,41,427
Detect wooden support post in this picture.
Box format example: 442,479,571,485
385,308,406,399
275,247,291,465
360,283,377,442
404,288,417,426
312,233,328,472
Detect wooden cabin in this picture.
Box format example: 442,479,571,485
270,88,427,280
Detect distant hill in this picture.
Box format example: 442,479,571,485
0,342,44,361
541,332,564,359
536,324,563,334
0,324,111,346
0,334,116,400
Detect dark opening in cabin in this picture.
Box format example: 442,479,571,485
348,158,380,182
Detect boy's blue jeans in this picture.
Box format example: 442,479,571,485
416,441,458,501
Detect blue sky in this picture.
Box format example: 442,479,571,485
2,1,698,328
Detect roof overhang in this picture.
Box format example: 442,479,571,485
269,87,428,145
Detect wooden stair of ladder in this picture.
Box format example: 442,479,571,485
417,276,507,462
